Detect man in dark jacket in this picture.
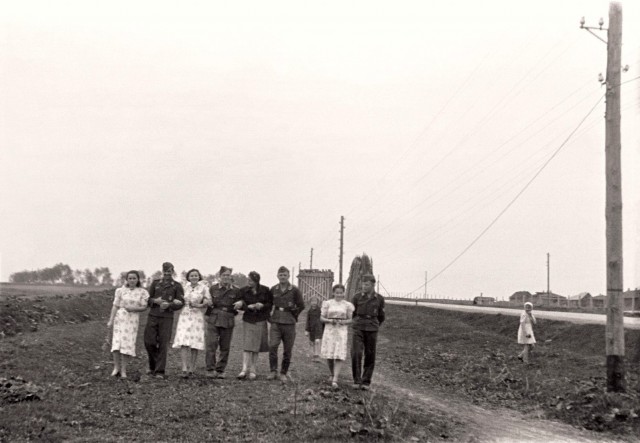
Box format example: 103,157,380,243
144,262,184,378
268,266,305,383
351,274,385,390
205,266,241,378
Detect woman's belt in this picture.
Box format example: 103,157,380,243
214,307,235,312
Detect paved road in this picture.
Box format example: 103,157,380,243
387,300,640,330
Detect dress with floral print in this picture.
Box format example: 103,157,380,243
172,282,211,350
111,287,150,356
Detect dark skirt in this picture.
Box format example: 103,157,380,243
243,320,269,352
308,322,324,341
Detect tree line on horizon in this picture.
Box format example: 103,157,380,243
9,263,114,286
9,263,249,288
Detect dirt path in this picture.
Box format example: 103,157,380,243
372,335,621,443
374,370,616,442
290,326,620,442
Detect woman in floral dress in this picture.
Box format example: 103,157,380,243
320,284,354,389
107,270,150,379
172,269,211,377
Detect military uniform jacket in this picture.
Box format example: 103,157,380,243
148,278,185,318
207,283,240,328
270,283,305,324
351,291,385,331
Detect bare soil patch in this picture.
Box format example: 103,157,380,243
0,292,460,442
3,293,639,441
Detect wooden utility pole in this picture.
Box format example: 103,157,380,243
339,216,345,285
310,248,313,269
605,2,625,392
424,271,428,299
547,253,550,296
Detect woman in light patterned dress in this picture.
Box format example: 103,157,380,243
172,269,211,377
517,302,537,364
320,284,354,389
106,270,150,379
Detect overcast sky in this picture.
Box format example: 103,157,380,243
1,0,639,299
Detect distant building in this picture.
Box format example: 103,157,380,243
473,296,495,305
592,294,606,309
623,289,640,311
509,290,566,306
587,290,639,311
567,292,592,309
509,291,533,304
531,291,567,306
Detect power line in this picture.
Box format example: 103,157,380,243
343,49,492,221
344,33,558,232
409,34,581,188
618,74,640,87
347,39,590,243
348,83,603,251
377,102,606,258
379,96,639,266
378,279,392,297
407,93,605,294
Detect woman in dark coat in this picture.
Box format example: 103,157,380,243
236,271,273,380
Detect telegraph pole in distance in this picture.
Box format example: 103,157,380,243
424,271,428,299
339,216,345,285
310,248,314,269
604,2,625,392
547,253,550,295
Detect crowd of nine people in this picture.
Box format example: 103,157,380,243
107,262,386,390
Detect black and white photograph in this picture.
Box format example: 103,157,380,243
1,0,639,441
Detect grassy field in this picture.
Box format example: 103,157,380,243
2,290,640,441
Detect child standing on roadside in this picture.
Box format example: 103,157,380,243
305,297,323,362
517,302,537,364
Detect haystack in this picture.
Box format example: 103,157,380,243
345,254,373,301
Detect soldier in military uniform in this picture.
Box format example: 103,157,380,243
205,266,242,378
351,274,385,390
144,262,185,378
268,266,305,382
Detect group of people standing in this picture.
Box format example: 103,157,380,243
107,262,386,390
